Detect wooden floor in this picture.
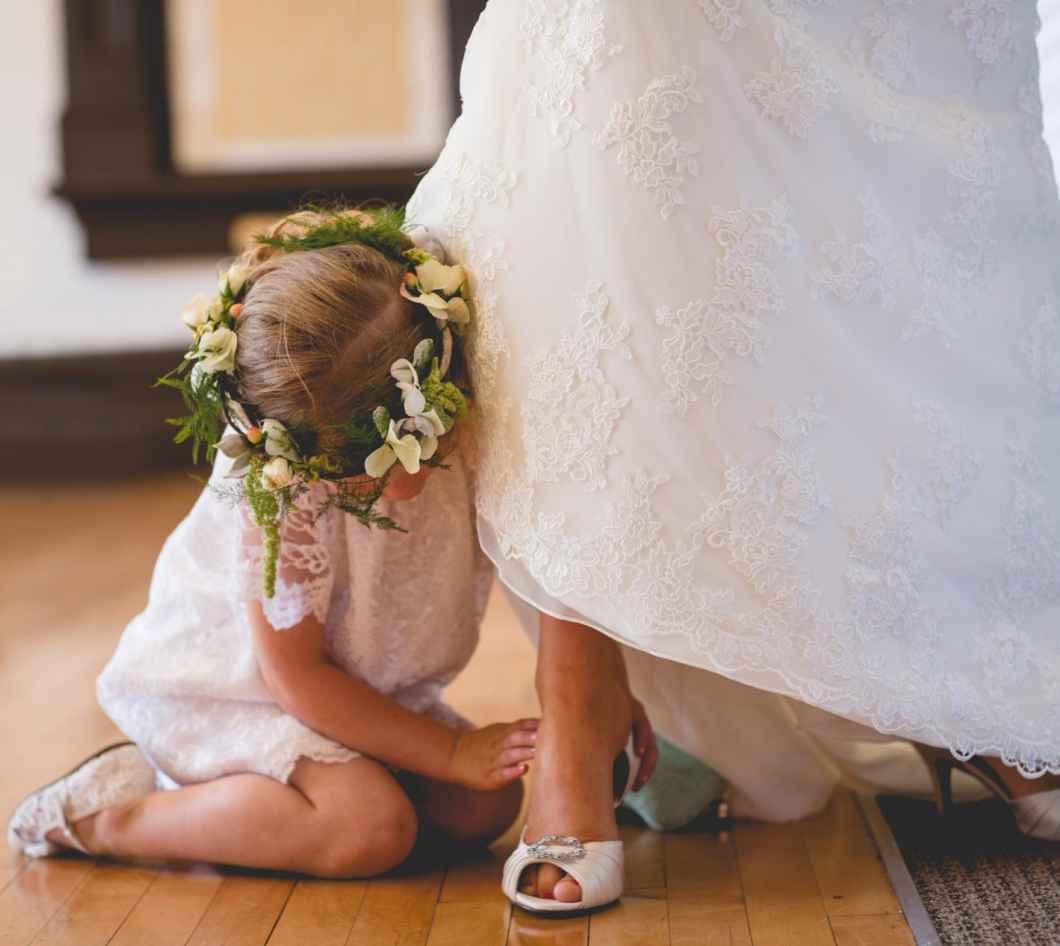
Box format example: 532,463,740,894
0,474,916,946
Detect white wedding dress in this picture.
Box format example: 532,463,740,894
407,0,1060,817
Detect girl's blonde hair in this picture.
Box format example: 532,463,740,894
232,209,428,456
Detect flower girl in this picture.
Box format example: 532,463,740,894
7,207,539,878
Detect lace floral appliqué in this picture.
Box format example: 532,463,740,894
745,26,838,140
522,0,622,148
595,66,703,219
523,281,632,491
699,0,745,41
950,0,1014,67
811,189,897,309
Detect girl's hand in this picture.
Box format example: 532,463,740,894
448,718,539,790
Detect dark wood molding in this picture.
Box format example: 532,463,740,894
0,349,195,479
56,1,486,261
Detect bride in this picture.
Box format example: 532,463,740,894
407,0,1060,912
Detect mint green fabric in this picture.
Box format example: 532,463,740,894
622,736,725,831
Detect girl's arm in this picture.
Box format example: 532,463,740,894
247,601,536,789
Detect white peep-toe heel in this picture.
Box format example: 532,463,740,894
7,742,157,858
502,733,640,915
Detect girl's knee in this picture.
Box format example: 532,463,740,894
309,794,419,879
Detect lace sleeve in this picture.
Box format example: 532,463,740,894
236,482,337,631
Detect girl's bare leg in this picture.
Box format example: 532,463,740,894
63,757,418,878
407,775,524,845
520,614,633,902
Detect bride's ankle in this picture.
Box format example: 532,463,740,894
539,686,631,751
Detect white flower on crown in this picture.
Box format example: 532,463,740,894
390,358,427,416
220,261,252,297
261,456,296,491
182,294,223,336
197,325,238,374
400,258,471,326
261,418,300,462
364,419,426,477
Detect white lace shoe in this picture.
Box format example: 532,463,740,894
502,735,640,914
7,743,157,857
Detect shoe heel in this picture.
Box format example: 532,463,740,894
913,743,955,816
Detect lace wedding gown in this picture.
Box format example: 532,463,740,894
406,0,1060,812
97,444,493,787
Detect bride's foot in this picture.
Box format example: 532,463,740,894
518,682,633,903
914,744,1060,841
978,757,1060,799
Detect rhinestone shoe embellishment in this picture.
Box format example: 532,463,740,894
525,835,587,863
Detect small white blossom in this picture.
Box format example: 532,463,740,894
415,258,466,296
400,286,471,326
220,261,252,296
261,418,300,462
197,325,238,374
364,420,424,477
390,358,427,415
261,456,295,491
182,294,222,335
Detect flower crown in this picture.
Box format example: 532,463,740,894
158,206,473,597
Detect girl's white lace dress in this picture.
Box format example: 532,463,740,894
97,446,493,786
406,0,1060,807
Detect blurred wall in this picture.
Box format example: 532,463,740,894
2,2,1060,360
0,3,215,360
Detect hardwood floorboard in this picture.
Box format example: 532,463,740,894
0,860,95,946
28,862,154,946
829,915,916,946
265,879,367,946
109,866,224,946
663,833,743,907
803,792,902,918
426,900,511,946
620,826,665,893
588,894,669,946
184,874,294,946
507,911,588,946
668,901,752,946
732,820,837,946
344,870,444,946
439,854,507,904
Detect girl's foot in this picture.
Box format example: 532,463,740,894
7,743,157,857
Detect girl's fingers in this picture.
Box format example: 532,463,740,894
500,746,535,767
513,717,540,731
494,763,528,786
504,727,538,748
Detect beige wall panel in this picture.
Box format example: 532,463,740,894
211,1,410,142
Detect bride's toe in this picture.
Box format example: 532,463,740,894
534,863,565,900
552,874,583,903
518,865,538,896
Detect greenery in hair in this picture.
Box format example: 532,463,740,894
256,205,413,265
421,359,468,431
156,359,225,464
243,456,283,599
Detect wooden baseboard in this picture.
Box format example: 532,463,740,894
0,349,198,479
